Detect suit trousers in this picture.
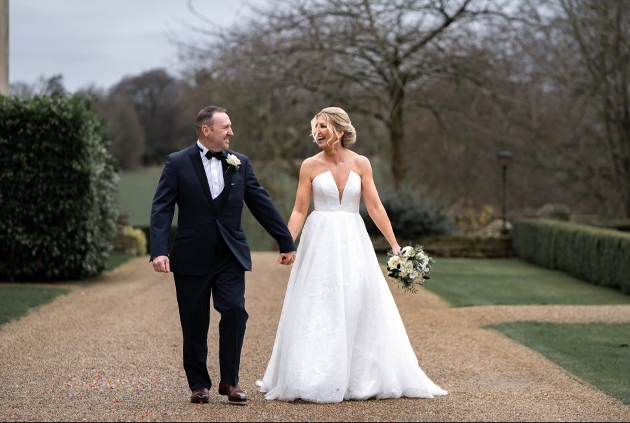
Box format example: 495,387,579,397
173,245,248,391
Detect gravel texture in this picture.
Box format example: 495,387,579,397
1,252,629,422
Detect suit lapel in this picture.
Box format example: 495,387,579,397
189,148,217,215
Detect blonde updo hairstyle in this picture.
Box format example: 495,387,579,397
310,107,357,148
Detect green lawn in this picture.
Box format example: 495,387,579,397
105,252,137,271
117,167,282,251
378,256,630,307
489,322,630,405
0,253,137,328
377,255,630,406
0,285,69,327
117,167,165,227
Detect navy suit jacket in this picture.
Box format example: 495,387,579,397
150,145,295,275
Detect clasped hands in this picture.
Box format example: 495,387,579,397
277,251,296,265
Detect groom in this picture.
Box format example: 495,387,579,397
150,105,296,404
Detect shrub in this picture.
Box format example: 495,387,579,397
360,182,454,240
0,96,120,281
122,226,148,256
452,205,497,234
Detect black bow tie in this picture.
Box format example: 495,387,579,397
199,147,224,160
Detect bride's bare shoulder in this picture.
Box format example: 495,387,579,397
353,154,372,176
354,153,370,164
300,156,320,169
299,157,322,179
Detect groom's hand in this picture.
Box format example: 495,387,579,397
152,255,171,273
277,251,296,265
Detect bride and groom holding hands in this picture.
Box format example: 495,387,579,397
149,105,447,404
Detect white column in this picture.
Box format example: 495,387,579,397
0,0,8,96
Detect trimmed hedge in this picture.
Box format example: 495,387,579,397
512,218,630,294
0,96,119,281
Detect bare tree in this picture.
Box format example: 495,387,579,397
176,27,329,178
181,0,508,187
515,0,630,217
176,0,628,218
109,69,185,165
9,74,67,98
94,96,146,170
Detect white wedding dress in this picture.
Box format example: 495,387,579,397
257,170,448,403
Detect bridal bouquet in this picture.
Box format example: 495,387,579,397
386,245,434,293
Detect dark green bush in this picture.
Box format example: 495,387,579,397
0,96,119,281
361,182,454,240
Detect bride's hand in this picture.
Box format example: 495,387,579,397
391,245,402,256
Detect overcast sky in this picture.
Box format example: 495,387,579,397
9,0,264,92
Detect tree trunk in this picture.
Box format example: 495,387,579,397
389,82,406,188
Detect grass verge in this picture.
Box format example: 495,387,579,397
0,285,69,327
117,168,279,250
117,167,164,227
105,253,137,271
378,256,630,307
0,253,138,328
489,321,630,406
378,255,630,406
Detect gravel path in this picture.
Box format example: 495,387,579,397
1,252,629,422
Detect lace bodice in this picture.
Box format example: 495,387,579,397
312,170,361,213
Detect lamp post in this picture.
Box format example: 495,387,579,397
496,150,513,235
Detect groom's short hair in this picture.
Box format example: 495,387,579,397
196,106,227,135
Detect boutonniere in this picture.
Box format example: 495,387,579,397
225,153,241,173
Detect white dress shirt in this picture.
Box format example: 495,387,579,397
197,141,225,199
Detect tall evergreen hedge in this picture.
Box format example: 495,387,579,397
512,218,630,294
0,96,120,281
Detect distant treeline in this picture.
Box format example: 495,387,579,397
11,0,630,220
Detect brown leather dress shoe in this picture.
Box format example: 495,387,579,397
190,387,209,403
218,381,247,402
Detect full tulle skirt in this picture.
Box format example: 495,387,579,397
258,210,448,403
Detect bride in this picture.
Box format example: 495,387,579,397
257,107,447,403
